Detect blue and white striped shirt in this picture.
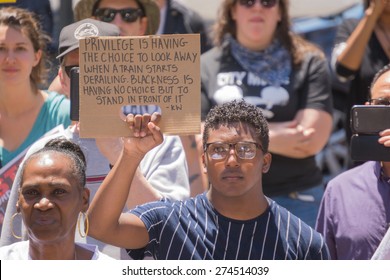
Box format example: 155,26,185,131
129,193,329,260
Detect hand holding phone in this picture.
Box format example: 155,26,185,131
350,105,390,161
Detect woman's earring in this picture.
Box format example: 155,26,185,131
77,212,89,238
10,212,22,239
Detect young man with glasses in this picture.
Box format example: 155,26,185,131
87,99,329,260
316,64,390,260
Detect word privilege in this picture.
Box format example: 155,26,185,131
83,37,189,52
121,265,270,277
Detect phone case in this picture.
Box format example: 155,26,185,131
350,134,390,162
350,105,390,134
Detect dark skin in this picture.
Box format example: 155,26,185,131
367,70,390,176
17,152,90,260
202,122,272,220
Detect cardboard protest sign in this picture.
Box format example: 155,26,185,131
78,34,201,138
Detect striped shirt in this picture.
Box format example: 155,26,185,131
128,193,329,260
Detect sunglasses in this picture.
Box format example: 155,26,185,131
64,65,79,78
94,8,144,23
369,97,390,106
238,0,278,8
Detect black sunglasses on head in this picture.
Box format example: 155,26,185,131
93,8,144,23
238,0,278,8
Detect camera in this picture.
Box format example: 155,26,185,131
350,105,390,161
70,67,80,121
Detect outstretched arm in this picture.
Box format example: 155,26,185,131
87,113,164,249
95,137,164,208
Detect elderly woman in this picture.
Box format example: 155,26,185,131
200,0,333,227
0,139,112,260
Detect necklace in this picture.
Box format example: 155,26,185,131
378,23,390,52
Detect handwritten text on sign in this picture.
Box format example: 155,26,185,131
79,34,200,137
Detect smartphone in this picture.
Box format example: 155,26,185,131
70,67,80,121
350,105,390,134
350,134,390,162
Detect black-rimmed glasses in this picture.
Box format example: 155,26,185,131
94,8,144,23
368,97,390,106
205,141,263,160
238,0,278,9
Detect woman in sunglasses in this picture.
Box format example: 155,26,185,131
200,0,333,227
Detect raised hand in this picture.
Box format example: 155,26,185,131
122,112,163,157
379,128,390,147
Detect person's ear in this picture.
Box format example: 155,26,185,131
261,152,272,173
231,4,237,21
140,17,148,35
278,6,282,22
16,190,21,212
202,153,207,174
81,187,90,212
58,66,65,83
33,49,42,67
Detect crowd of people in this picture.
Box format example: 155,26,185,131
0,0,389,260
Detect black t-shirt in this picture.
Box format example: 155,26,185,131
201,45,333,196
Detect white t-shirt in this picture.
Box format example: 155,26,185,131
0,241,114,260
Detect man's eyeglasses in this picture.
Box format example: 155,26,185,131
205,141,263,160
368,97,390,106
238,0,278,9
64,65,79,77
93,8,144,23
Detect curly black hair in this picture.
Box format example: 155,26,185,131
203,100,269,152
19,138,87,190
